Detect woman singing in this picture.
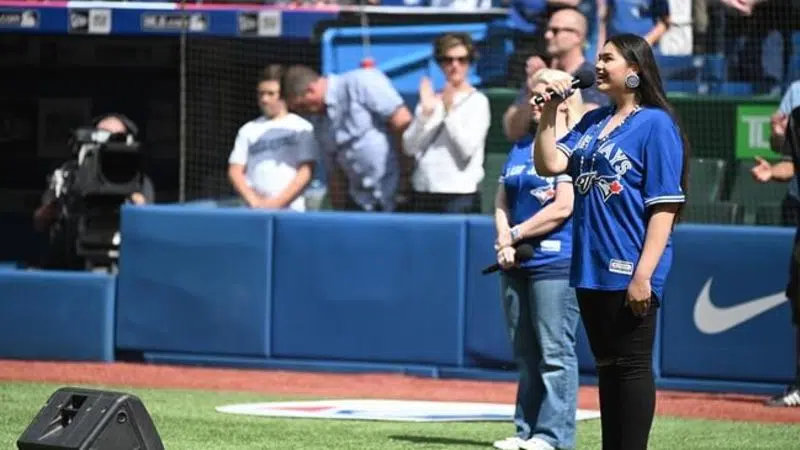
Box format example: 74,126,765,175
533,34,689,450
493,68,585,450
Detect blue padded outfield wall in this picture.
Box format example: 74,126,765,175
0,204,796,395
116,207,274,357
0,270,116,362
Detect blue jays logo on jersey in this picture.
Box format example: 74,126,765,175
595,176,624,201
530,185,556,205
575,143,630,202
574,171,597,196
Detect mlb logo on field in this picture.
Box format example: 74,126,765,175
216,399,601,423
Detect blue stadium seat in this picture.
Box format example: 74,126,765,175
702,54,727,83
788,31,800,84
656,55,698,81
712,82,754,96
665,81,700,94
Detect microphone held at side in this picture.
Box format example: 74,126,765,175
481,244,535,275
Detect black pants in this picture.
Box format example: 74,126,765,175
408,192,481,214
577,289,659,450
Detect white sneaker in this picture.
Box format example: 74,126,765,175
519,437,556,450
493,436,526,450
765,385,800,407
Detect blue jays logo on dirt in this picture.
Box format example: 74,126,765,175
530,185,556,205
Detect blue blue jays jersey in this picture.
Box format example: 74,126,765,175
556,106,685,300
501,136,573,279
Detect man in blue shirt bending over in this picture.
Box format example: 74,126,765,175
281,65,412,212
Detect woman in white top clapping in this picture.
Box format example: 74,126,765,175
402,32,491,214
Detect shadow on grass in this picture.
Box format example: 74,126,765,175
389,434,489,447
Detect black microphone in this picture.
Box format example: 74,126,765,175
481,244,535,275
530,70,596,106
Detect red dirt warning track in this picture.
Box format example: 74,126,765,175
0,360,798,424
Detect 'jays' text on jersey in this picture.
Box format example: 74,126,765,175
556,106,685,300
500,136,573,279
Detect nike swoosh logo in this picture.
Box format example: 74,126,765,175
693,277,787,334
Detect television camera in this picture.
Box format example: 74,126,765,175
47,125,146,273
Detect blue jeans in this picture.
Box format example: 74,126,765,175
501,273,580,449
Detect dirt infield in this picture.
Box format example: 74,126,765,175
0,360,798,424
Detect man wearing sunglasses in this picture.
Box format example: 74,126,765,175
504,7,608,143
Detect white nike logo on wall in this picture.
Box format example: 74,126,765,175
693,278,787,334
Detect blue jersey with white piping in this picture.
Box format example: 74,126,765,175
556,106,685,299
501,135,573,279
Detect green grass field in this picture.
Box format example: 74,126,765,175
0,381,797,449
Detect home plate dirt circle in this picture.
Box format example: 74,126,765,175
215,399,602,423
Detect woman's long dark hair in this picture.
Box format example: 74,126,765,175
606,33,691,223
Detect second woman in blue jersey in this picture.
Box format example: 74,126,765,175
492,68,585,450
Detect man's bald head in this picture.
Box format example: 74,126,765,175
551,8,587,39
95,116,128,134
545,7,588,59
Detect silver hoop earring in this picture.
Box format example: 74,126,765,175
625,73,640,89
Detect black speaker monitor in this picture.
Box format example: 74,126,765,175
17,387,165,450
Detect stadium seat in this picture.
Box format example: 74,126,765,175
665,81,700,94
484,88,518,155
729,161,789,224
688,158,727,203
712,82,754,96
787,31,800,84
702,54,727,84
682,201,742,225
480,153,507,214
655,55,698,81
755,202,792,227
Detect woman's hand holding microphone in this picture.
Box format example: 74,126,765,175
497,246,517,270
529,78,574,108
495,226,520,269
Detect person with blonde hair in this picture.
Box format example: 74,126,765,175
492,68,585,450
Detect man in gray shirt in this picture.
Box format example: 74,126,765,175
281,65,412,212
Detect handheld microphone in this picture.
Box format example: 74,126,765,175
481,244,535,275
530,70,596,106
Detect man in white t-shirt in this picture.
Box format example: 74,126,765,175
228,64,317,212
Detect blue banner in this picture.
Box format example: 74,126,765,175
0,1,337,38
